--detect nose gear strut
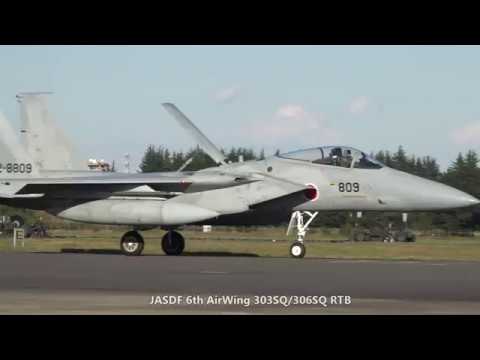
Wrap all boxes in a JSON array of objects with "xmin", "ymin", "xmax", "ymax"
[{"xmin": 286, "ymin": 211, "xmax": 319, "ymax": 258}]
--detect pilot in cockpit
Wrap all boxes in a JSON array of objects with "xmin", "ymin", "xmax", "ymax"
[
  {"xmin": 330, "ymin": 147, "xmax": 342, "ymax": 166},
  {"xmin": 330, "ymin": 147, "xmax": 352, "ymax": 168}
]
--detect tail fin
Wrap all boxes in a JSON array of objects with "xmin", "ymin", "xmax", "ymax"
[
  {"xmin": 17, "ymin": 92, "xmax": 85, "ymax": 170},
  {"xmin": 0, "ymin": 111, "xmax": 39, "ymax": 177},
  {"xmin": 162, "ymin": 103, "xmax": 227, "ymax": 166}
]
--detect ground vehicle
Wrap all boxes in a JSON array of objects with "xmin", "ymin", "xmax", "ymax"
[{"xmin": 349, "ymin": 216, "xmax": 416, "ymax": 242}]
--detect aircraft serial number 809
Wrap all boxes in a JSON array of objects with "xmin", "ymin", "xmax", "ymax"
[
  {"xmin": 0, "ymin": 163, "xmax": 33, "ymax": 174},
  {"xmin": 338, "ymin": 182, "xmax": 360, "ymax": 192}
]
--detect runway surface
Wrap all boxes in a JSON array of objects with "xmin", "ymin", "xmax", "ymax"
[{"xmin": 1, "ymin": 252, "xmax": 480, "ymax": 314}]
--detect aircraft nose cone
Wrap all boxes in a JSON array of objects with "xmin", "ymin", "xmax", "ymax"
[
  {"xmin": 422, "ymin": 182, "xmax": 479, "ymax": 210},
  {"xmin": 385, "ymin": 169, "xmax": 480, "ymax": 211},
  {"xmin": 450, "ymin": 192, "xmax": 480, "ymax": 208}
]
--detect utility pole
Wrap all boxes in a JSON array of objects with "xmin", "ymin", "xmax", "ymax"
[{"xmin": 124, "ymin": 153, "xmax": 131, "ymax": 174}]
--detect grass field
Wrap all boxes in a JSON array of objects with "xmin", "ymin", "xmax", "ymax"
[{"xmin": 1, "ymin": 227, "xmax": 480, "ymax": 261}]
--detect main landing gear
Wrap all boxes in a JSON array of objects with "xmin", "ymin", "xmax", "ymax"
[
  {"xmin": 120, "ymin": 231, "xmax": 145, "ymax": 256},
  {"xmin": 161, "ymin": 230, "xmax": 185, "ymax": 256},
  {"xmin": 286, "ymin": 211, "xmax": 319, "ymax": 259},
  {"xmin": 119, "ymin": 229, "xmax": 186, "ymax": 256}
]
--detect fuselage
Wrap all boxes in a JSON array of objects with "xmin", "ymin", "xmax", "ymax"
[{"xmin": 1, "ymin": 154, "xmax": 478, "ymax": 227}]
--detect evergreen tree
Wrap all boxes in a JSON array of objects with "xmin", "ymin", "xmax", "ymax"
[
  {"xmin": 171, "ymin": 151, "xmax": 186, "ymax": 170},
  {"xmin": 392, "ymin": 146, "xmax": 408, "ymax": 171},
  {"xmin": 244, "ymin": 148, "xmax": 256, "ymax": 161},
  {"xmin": 465, "ymin": 150, "xmax": 479, "ymax": 169},
  {"xmin": 226, "ymin": 147, "xmax": 237, "ymax": 163},
  {"xmin": 407, "ymin": 155, "xmax": 416, "ymax": 174},
  {"xmin": 375, "ymin": 150, "xmax": 385, "ymax": 163},
  {"xmin": 443, "ymin": 153, "xmax": 467, "ymax": 190},
  {"xmin": 414, "ymin": 157, "xmax": 424, "ymax": 177},
  {"xmin": 259, "ymin": 148, "xmax": 265, "ymax": 160},
  {"xmin": 422, "ymin": 156, "xmax": 440, "ymax": 180},
  {"xmin": 185, "ymin": 146, "xmax": 217, "ymax": 170},
  {"xmin": 140, "ymin": 145, "xmax": 159, "ymax": 173},
  {"xmin": 384, "ymin": 151, "xmax": 394, "ymax": 167},
  {"xmin": 443, "ymin": 150, "xmax": 480, "ymax": 199}
]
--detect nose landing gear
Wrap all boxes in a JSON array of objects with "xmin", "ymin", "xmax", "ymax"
[
  {"xmin": 287, "ymin": 211, "xmax": 319, "ymax": 258},
  {"xmin": 290, "ymin": 242, "xmax": 306, "ymax": 258}
]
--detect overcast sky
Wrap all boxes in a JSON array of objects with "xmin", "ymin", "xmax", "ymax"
[{"xmin": 0, "ymin": 45, "xmax": 479, "ymax": 171}]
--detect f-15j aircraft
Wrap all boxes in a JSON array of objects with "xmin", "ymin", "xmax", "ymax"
[{"xmin": 0, "ymin": 103, "xmax": 478, "ymax": 258}]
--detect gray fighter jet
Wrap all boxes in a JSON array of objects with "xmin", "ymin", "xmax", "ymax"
[
  {"xmin": 16, "ymin": 92, "xmax": 90, "ymax": 172},
  {"xmin": 0, "ymin": 103, "xmax": 477, "ymax": 258}
]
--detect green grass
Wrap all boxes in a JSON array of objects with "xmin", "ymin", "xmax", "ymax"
[{"xmin": 1, "ymin": 227, "xmax": 480, "ymax": 261}]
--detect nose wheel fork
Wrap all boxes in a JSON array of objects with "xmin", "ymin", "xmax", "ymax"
[{"xmin": 287, "ymin": 211, "xmax": 318, "ymax": 258}]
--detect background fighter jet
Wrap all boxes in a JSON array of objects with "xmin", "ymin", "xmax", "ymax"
[
  {"xmin": 0, "ymin": 103, "xmax": 478, "ymax": 258},
  {"xmin": 16, "ymin": 92, "xmax": 86, "ymax": 171}
]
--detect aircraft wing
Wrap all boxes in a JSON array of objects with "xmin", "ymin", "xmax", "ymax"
[
  {"xmin": 165, "ymin": 172, "xmax": 311, "ymax": 217},
  {"xmin": 12, "ymin": 171, "xmax": 258, "ymax": 197}
]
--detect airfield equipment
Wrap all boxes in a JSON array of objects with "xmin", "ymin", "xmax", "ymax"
[
  {"xmin": 0, "ymin": 215, "xmax": 25, "ymax": 232},
  {"xmin": 349, "ymin": 211, "xmax": 416, "ymax": 242},
  {"xmin": 87, "ymin": 159, "xmax": 112, "ymax": 172},
  {"xmin": 12, "ymin": 227, "xmax": 25, "ymax": 248}
]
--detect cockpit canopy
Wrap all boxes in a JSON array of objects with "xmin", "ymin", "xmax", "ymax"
[{"xmin": 279, "ymin": 146, "xmax": 384, "ymax": 169}]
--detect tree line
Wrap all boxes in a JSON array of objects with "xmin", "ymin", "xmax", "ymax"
[
  {"xmin": 139, "ymin": 145, "xmax": 264, "ymax": 172},
  {"xmin": 139, "ymin": 144, "xmax": 480, "ymax": 231}
]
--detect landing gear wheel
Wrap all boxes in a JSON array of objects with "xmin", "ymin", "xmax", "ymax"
[
  {"xmin": 120, "ymin": 231, "xmax": 144, "ymax": 256},
  {"xmin": 162, "ymin": 231, "xmax": 185, "ymax": 256},
  {"xmin": 290, "ymin": 242, "xmax": 306, "ymax": 259}
]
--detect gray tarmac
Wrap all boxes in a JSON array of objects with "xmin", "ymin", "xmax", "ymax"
[{"xmin": 1, "ymin": 252, "xmax": 480, "ymax": 314}]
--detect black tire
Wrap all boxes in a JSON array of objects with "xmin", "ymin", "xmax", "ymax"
[
  {"xmin": 290, "ymin": 242, "xmax": 306, "ymax": 258},
  {"xmin": 162, "ymin": 231, "xmax": 185, "ymax": 256},
  {"xmin": 120, "ymin": 231, "xmax": 144, "ymax": 256},
  {"xmin": 10, "ymin": 215, "xmax": 25, "ymax": 228}
]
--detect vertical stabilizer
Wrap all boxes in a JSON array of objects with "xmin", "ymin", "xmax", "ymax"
[
  {"xmin": 17, "ymin": 93, "xmax": 86, "ymax": 170},
  {"xmin": 0, "ymin": 111, "xmax": 39, "ymax": 177}
]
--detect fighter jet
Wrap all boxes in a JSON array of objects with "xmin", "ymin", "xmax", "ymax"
[{"xmin": 0, "ymin": 103, "xmax": 477, "ymax": 258}]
